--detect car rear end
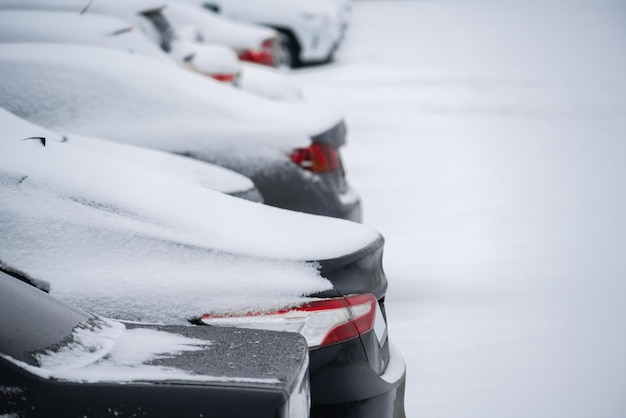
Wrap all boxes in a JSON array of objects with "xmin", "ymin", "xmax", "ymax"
[
  {"xmin": 0, "ymin": 268, "xmax": 311, "ymax": 418},
  {"xmin": 245, "ymin": 120, "xmax": 362, "ymax": 222},
  {"xmin": 201, "ymin": 236, "xmax": 406, "ymax": 417}
]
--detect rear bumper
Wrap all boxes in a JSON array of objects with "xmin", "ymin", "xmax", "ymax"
[
  {"xmin": 309, "ymin": 338, "xmax": 406, "ymax": 418},
  {"xmin": 252, "ymin": 163, "xmax": 363, "ymax": 222}
]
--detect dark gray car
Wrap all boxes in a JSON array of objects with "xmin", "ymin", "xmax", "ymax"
[{"xmin": 0, "ymin": 267, "xmax": 311, "ymax": 418}]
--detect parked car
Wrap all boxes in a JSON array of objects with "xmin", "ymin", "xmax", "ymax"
[
  {"xmin": 0, "ymin": 110, "xmax": 406, "ymax": 417},
  {"xmin": 0, "ymin": 1, "xmax": 305, "ymax": 96},
  {"xmin": 163, "ymin": 2, "xmax": 306, "ymax": 99},
  {"xmin": 171, "ymin": 0, "xmax": 349, "ymax": 67},
  {"xmin": 0, "ymin": 43, "xmax": 362, "ymax": 221},
  {"xmin": 0, "ymin": 8, "xmax": 244, "ymax": 85},
  {"xmin": 0, "ymin": 267, "xmax": 311, "ymax": 418},
  {"xmin": 163, "ymin": 1, "xmax": 281, "ymax": 67}
]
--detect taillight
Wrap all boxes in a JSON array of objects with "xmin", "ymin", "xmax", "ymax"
[
  {"xmin": 237, "ymin": 38, "xmax": 279, "ymax": 67},
  {"xmin": 290, "ymin": 142, "xmax": 340, "ymax": 173},
  {"xmin": 210, "ymin": 73, "xmax": 239, "ymax": 84},
  {"xmin": 201, "ymin": 294, "xmax": 378, "ymax": 349}
]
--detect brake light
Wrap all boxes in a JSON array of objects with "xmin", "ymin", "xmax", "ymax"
[
  {"xmin": 237, "ymin": 38, "xmax": 279, "ymax": 67},
  {"xmin": 201, "ymin": 294, "xmax": 378, "ymax": 348},
  {"xmin": 290, "ymin": 142, "xmax": 340, "ymax": 173},
  {"xmin": 210, "ymin": 73, "xmax": 239, "ymax": 84}
]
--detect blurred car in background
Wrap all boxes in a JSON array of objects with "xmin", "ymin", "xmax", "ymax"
[
  {"xmin": 0, "ymin": 267, "xmax": 311, "ymax": 418},
  {"xmin": 0, "ymin": 3, "xmax": 305, "ymax": 98},
  {"xmin": 171, "ymin": 0, "xmax": 349, "ymax": 67},
  {"xmin": 164, "ymin": 0, "xmax": 280, "ymax": 67},
  {"xmin": 0, "ymin": 43, "xmax": 362, "ymax": 221},
  {"xmin": 0, "ymin": 109, "xmax": 406, "ymax": 417},
  {"xmin": 0, "ymin": 4, "xmax": 244, "ymax": 85}
]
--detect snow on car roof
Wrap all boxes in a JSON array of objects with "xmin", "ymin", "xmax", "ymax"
[
  {"xmin": 0, "ymin": 43, "xmax": 344, "ymax": 171},
  {"xmin": 0, "ymin": 109, "xmax": 379, "ymax": 323},
  {"xmin": 0, "ymin": 10, "xmax": 168, "ymax": 61}
]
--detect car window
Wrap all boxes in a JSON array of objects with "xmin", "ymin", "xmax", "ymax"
[{"xmin": 0, "ymin": 270, "xmax": 89, "ymax": 366}]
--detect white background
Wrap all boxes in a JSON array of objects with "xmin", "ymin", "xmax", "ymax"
[{"xmin": 295, "ymin": 0, "xmax": 626, "ymax": 416}]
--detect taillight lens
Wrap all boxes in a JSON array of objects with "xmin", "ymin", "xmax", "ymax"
[
  {"xmin": 201, "ymin": 294, "xmax": 378, "ymax": 349},
  {"xmin": 237, "ymin": 38, "xmax": 279, "ymax": 67},
  {"xmin": 290, "ymin": 142, "xmax": 340, "ymax": 173},
  {"xmin": 210, "ymin": 73, "xmax": 239, "ymax": 84}
]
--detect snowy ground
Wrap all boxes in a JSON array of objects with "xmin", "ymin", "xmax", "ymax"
[{"xmin": 295, "ymin": 0, "xmax": 626, "ymax": 416}]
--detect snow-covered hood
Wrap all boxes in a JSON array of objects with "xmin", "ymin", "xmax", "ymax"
[
  {"xmin": 0, "ymin": 43, "xmax": 345, "ymax": 169},
  {"xmin": 0, "ymin": 109, "xmax": 379, "ymax": 323}
]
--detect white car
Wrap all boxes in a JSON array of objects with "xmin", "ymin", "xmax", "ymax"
[
  {"xmin": 0, "ymin": 43, "xmax": 362, "ymax": 220},
  {"xmin": 171, "ymin": 0, "xmax": 348, "ymax": 67}
]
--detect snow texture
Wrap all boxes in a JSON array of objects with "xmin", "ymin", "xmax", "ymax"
[
  {"xmin": 0, "ymin": 109, "xmax": 380, "ymax": 323},
  {"xmin": 65, "ymin": 135, "xmax": 256, "ymax": 195},
  {"xmin": 0, "ymin": 10, "xmax": 168, "ymax": 61},
  {"xmin": 294, "ymin": 0, "xmax": 626, "ymax": 416},
  {"xmin": 0, "ymin": 43, "xmax": 343, "ymax": 175},
  {"xmin": 2, "ymin": 318, "xmax": 278, "ymax": 384},
  {"xmin": 164, "ymin": 1, "xmax": 275, "ymax": 49}
]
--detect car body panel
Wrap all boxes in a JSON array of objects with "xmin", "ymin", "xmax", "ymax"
[{"xmin": 0, "ymin": 270, "xmax": 310, "ymax": 417}]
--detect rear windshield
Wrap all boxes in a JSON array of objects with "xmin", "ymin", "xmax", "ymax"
[{"xmin": 0, "ymin": 270, "xmax": 88, "ymax": 366}]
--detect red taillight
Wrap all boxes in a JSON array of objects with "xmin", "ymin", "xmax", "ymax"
[
  {"xmin": 210, "ymin": 73, "xmax": 239, "ymax": 84},
  {"xmin": 237, "ymin": 38, "xmax": 279, "ymax": 67},
  {"xmin": 290, "ymin": 142, "xmax": 340, "ymax": 173},
  {"xmin": 201, "ymin": 294, "xmax": 378, "ymax": 348}
]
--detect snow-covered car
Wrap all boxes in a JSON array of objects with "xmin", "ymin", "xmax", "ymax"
[
  {"xmin": 171, "ymin": 0, "xmax": 348, "ymax": 67},
  {"xmin": 0, "ymin": 43, "xmax": 361, "ymax": 221},
  {"xmin": 164, "ymin": 1, "xmax": 307, "ymax": 99},
  {"xmin": 164, "ymin": 1, "xmax": 281, "ymax": 67},
  {"xmin": 0, "ymin": 7, "xmax": 244, "ymax": 85},
  {"xmin": 0, "ymin": 268, "xmax": 310, "ymax": 418},
  {"xmin": 0, "ymin": 110, "xmax": 406, "ymax": 417},
  {"xmin": 0, "ymin": 6, "xmax": 303, "ymax": 99}
]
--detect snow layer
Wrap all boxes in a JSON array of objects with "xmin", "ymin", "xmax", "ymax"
[
  {"xmin": 294, "ymin": 0, "xmax": 626, "ymax": 416},
  {"xmin": 65, "ymin": 135, "xmax": 256, "ymax": 196},
  {"xmin": 0, "ymin": 43, "xmax": 343, "ymax": 174},
  {"xmin": 3, "ymin": 318, "xmax": 278, "ymax": 384},
  {"xmin": 164, "ymin": 1, "xmax": 276, "ymax": 49},
  {"xmin": 0, "ymin": 109, "xmax": 379, "ymax": 323},
  {"xmin": 0, "ymin": 10, "xmax": 168, "ymax": 61}
]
